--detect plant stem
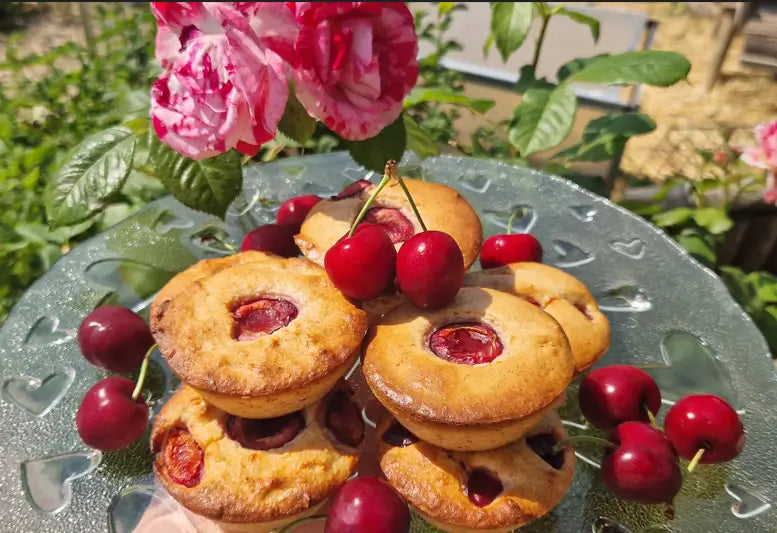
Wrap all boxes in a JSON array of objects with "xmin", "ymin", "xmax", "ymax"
[
  {"xmin": 389, "ymin": 162, "xmax": 428, "ymax": 231},
  {"xmin": 507, "ymin": 210, "xmax": 520, "ymax": 234},
  {"xmin": 131, "ymin": 344, "xmax": 157, "ymax": 401},
  {"xmin": 645, "ymin": 406, "xmax": 661, "ymax": 430},
  {"xmin": 687, "ymin": 448, "xmax": 705, "ymax": 473},
  {"xmin": 552, "ymin": 435, "xmax": 616, "ymax": 454},
  {"xmin": 348, "ymin": 164, "xmax": 393, "ymax": 238},
  {"xmin": 532, "ymin": 12, "xmax": 551, "ymax": 71},
  {"xmin": 276, "ymin": 515, "xmax": 327, "ymax": 533}
]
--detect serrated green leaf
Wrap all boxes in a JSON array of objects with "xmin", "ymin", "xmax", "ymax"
[
  {"xmin": 404, "ymin": 87, "xmax": 495, "ymax": 113},
  {"xmin": 555, "ymin": 7, "xmax": 599, "ymax": 42},
  {"xmin": 151, "ymin": 139, "xmax": 242, "ymax": 218},
  {"xmin": 345, "ymin": 115, "xmax": 406, "ymax": 173},
  {"xmin": 692, "ymin": 207, "xmax": 732, "ymax": 234},
  {"xmin": 403, "ymin": 113, "xmax": 439, "ymax": 158},
  {"xmin": 508, "ymin": 83, "xmax": 576, "ymax": 156},
  {"xmin": 652, "ymin": 207, "xmax": 694, "ymax": 228},
  {"xmin": 491, "ymin": 2, "xmax": 534, "ymax": 63},
  {"xmin": 278, "ymin": 90, "xmax": 316, "ymax": 145},
  {"xmin": 45, "ymin": 126, "xmax": 137, "ymax": 227},
  {"xmin": 566, "ymin": 51, "xmax": 691, "ymax": 86}
]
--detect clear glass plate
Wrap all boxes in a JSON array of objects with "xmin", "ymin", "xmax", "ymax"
[{"xmin": 1, "ymin": 152, "xmax": 775, "ymax": 533}]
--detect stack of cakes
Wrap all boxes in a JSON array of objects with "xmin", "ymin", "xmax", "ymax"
[
  {"xmin": 148, "ymin": 252, "xmax": 368, "ymax": 532},
  {"xmin": 363, "ymin": 263, "xmax": 610, "ymax": 533}
]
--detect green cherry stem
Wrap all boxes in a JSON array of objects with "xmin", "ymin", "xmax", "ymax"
[
  {"xmin": 276, "ymin": 515, "xmax": 327, "ymax": 533},
  {"xmin": 388, "ymin": 162, "xmax": 427, "ymax": 232},
  {"xmin": 506, "ymin": 210, "xmax": 520, "ymax": 235},
  {"xmin": 131, "ymin": 344, "xmax": 157, "ymax": 401},
  {"xmin": 687, "ymin": 448, "xmax": 705, "ymax": 473},
  {"xmin": 552, "ymin": 435, "xmax": 616, "ymax": 454},
  {"xmin": 645, "ymin": 406, "xmax": 661, "ymax": 430},
  {"xmin": 347, "ymin": 163, "xmax": 394, "ymax": 238}
]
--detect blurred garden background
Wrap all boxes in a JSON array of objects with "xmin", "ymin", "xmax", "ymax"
[{"xmin": 2, "ymin": 2, "xmax": 777, "ymax": 353}]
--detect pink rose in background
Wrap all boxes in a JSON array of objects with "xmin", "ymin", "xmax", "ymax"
[
  {"xmin": 741, "ymin": 120, "xmax": 777, "ymax": 204},
  {"xmin": 150, "ymin": 3, "xmax": 297, "ymax": 160},
  {"xmin": 291, "ymin": 2, "xmax": 419, "ymax": 141}
]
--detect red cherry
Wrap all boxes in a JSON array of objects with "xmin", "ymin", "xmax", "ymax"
[
  {"xmin": 231, "ymin": 297, "xmax": 298, "ymax": 341},
  {"xmin": 76, "ymin": 376, "xmax": 149, "ymax": 451},
  {"xmin": 466, "ymin": 469, "xmax": 503, "ymax": 507},
  {"xmin": 601, "ymin": 422, "xmax": 682, "ymax": 505},
  {"xmin": 382, "ymin": 423, "xmax": 419, "ymax": 448},
  {"xmin": 324, "ymin": 223, "xmax": 397, "ymax": 300},
  {"xmin": 240, "ymin": 224, "xmax": 299, "ymax": 257},
  {"xmin": 363, "ymin": 207, "xmax": 414, "ymax": 244},
  {"xmin": 275, "ymin": 195, "xmax": 321, "ymax": 233},
  {"xmin": 226, "ymin": 412, "xmax": 304, "ymax": 450},
  {"xmin": 334, "ymin": 179, "xmax": 372, "ymax": 200},
  {"xmin": 479, "ymin": 233, "xmax": 542, "ymax": 269},
  {"xmin": 325, "ymin": 390, "xmax": 364, "ymax": 447},
  {"xmin": 428, "ymin": 322, "xmax": 503, "ymax": 365},
  {"xmin": 664, "ymin": 394, "xmax": 744, "ymax": 464},
  {"xmin": 77, "ymin": 306, "xmax": 154, "ymax": 373},
  {"xmin": 325, "ymin": 477, "xmax": 410, "ymax": 533},
  {"xmin": 396, "ymin": 231, "xmax": 464, "ymax": 310},
  {"xmin": 157, "ymin": 426, "xmax": 204, "ymax": 487},
  {"xmin": 578, "ymin": 365, "xmax": 661, "ymax": 431}
]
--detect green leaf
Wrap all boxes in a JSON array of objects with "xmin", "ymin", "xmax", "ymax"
[
  {"xmin": 555, "ymin": 8, "xmax": 600, "ymax": 42},
  {"xmin": 438, "ymin": 2, "xmax": 456, "ymax": 15},
  {"xmin": 515, "ymin": 65, "xmax": 554, "ymax": 94},
  {"xmin": 37, "ymin": 244, "xmax": 62, "ymax": 271},
  {"xmin": 483, "ymin": 33, "xmax": 494, "ymax": 58},
  {"xmin": 123, "ymin": 117, "xmax": 149, "ymax": 135},
  {"xmin": 566, "ymin": 51, "xmax": 691, "ymax": 86},
  {"xmin": 544, "ymin": 162, "xmax": 607, "ymax": 196},
  {"xmin": 14, "ymin": 223, "xmax": 50, "ymax": 245},
  {"xmin": 403, "ymin": 113, "xmax": 440, "ymax": 158},
  {"xmin": 151, "ymin": 140, "xmax": 242, "ymax": 218},
  {"xmin": 692, "ymin": 207, "xmax": 733, "ymax": 235},
  {"xmin": 652, "ymin": 207, "xmax": 694, "ymax": 228},
  {"xmin": 345, "ymin": 115, "xmax": 406, "ymax": 173},
  {"xmin": 45, "ymin": 126, "xmax": 137, "ymax": 227},
  {"xmin": 490, "ymin": 2, "xmax": 534, "ymax": 63},
  {"xmin": 278, "ymin": 91, "xmax": 316, "ymax": 145},
  {"xmin": 720, "ymin": 265, "xmax": 755, "ymax": 308},
  {"xmin": 557, "ymin": 55, "xmax": 607, "ymax": 82},
  {"xmin": 404, "ymin": 87, "xmax": 495, "ymax": 113},
  {"xmin": 508, "ymin": 83, "xmax": 576, "ymax": 156},
  {"xmin": 750, "ymin": 271, "xmax": 777, "ymax": 304},
  {"xmin": 676, "ymin": 229, "xmax": 717, "ymax": 267},
  {"xmin": 556, "ymin": 112, "xmax": 656, "ymax": 162}
]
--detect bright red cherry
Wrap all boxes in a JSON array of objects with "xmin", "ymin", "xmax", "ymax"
[
  {"xmin": 324, "ymin": 223, "xmax": 397, "ymax": 300},
  {"xmin": 479, "ymin": 233, "xmax": 542, "ymax": 269},
  {"xmin": 396, "ymin": 231, "xmax": 464, "ymax": 310},
  {"xmin": 429, "ymin": 322, "xmax": 503, "ymax": 365},
  {"xmin": 363, "ymin": 207, "xmax": 414, "ymax": 244},
  {"xmin": 76, "ymin": 376, "xmax": 149, "ymax": 451},
  {"xmin": 240, "ymin": 224, "xmax": 299, "ymax": 257},
  {"xmin": 578, "ymin": 365, "xmax": 661, "ymax": 431},
  {"xmin": 325, "ymin": 476, "xmax": 410, "ymax": 533},
  {"xmin": 275, "ymin": 195, "xmax": 320, "ymax": 233},
  {"xmin": 601, "ymin": 422, "xmax": 682, "ymax": 505},
  {"xmin": 334, "ymin": 179, "xmax": 372, "ymax": 200},
  {"xmin": 77, "ymin": 306, "xmax": 154, "ymax": 373},
  {"xmin": 664, "ymin": 394, "xmax": 744, "ymax": 464}
]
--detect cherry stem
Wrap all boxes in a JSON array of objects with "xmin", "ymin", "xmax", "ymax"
[
  {"xmin": 552, "ymin": 435, "xmax": 616, "ymax": 454},
  {"xmin": 687, "ymin": 448, "xmax": 705, "ymax": 473},
  {"xmin": 276, "ymin": 515, "xmax": 327, "ymax": 533},
  {"xmin": 347, "ymin": 163, "xmax": 394, "ymax": 238},
  {"xmin": 389, "ymin": 162, "xmax": 427, "ymax": 232},
  {"xmin": 223, "ymin": 241, "xmax": 237, "ymax": 253},
  {"xmin": 507, "ymin": 210, "xmax": 520, "ymax": 235},
  {"xmin": 131, "ymin": 344, "xmax": 157, "ymax": 401},
  {"xmin": 645, "ymin": 406, "xmax": 661, "ymax": 430}
]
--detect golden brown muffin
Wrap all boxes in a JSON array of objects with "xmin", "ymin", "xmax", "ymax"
[
  {"xmin": 363, "ymin": 287, "xmax": 574, "ymax": 451},
  {"xmin": 151, "ymin": 259, "xmax": 368, "ymax": 418},
  {"xmin": 464, "ymin": 262, "xmax": 610, "ymax": 373},
  {"xmin": 295, "ymin": 177, "xmax": 482, "ymax": 269},
  {"xmin": 151, "ymin": 385, "xmax": 363, "ymax": 532},
  {"xmin": 378, "ymin": 411, "xmax": 575, "ymax": 533}
]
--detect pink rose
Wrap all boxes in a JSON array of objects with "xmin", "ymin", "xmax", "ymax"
[
  {"xmin": 741, "ymin": 120, "xmax": 777, "ymax": 203},
  {"xmin": 290, "ymin": 2, "xmax": 418, "ymax": 141},
  {"xmin": 150, "ymin": 3, "xmax": 297, "ymax": 160}
]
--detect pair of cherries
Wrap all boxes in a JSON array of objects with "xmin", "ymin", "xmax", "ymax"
[{"xmin": 577, "ymin": 365, "xmax": 745, "ymax": 505}]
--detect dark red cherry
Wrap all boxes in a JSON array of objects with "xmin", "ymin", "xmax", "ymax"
[
  {"xmin": 157, "ymin": 426, "xmax": 204, "ymax": 487},
  {"xmin": 324, "ymin": 223, "xmax": 397, "ymax": 300},
  {"xmin": 334, "ymin": 179, "xmax": 372, "ymax": 200},
  {"xmin": 325, "ymin": 477, "xmax": 411, "ymax": 533},
  {"xmin": 428, "ymin": 322, "xmax": 503, "ymax": 365},
  {"xmin": 76, "ymin": 376, "xmax": 149, "ymax": 451},
  {"xmin": 231, "ymin": 297, "xmax": 298, "ymax": 341},
  {"xmin": 382, "ymin": 423, "xmax": 419, "ymax": 448},
  {"xmin": 466, "ymin": 469, "xmax": 503, "ymax": 507},
  {"xmin": 396, "ymin": 231, "xmax": 464, "ymax": 310},
  {"xmin": 276, "ymin": 195, "xmax": 321, "ymax": 233},
  {"xmin": 363, "ymin": 207, "xmax": 414, "ymax": 244},
  {"xmin": 578, "ymin": 365, "xmax": 661, "ymax": 431},
  {"xmin": 226, "ymin": 412, "xmax": 304, "ymax": 450},
  {"xmin": 240, "ymin": 224, "xmax": 299, "ymax": 257},
  {"xmin": 325, "ymin": 390, "xmax": 364, "ymax": 447},
  {"xmin": 664, "ymin": 394, "xmax": 744, "ymax": 464},
  {"xmin": 77, "ymin": 306, "xmax": 154, "ymax": 373},
  {"xmin": 601, "ymin": 422, "xmax": 681, "ymax": 505},
  {"xmin": 480, "ymin": 233, "xmax": 542, "ymax": 269},
  {"xmin": 526, "ymin": 433, "xmax": 565, "ymax": 470}
]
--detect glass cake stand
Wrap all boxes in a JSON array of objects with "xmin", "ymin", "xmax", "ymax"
[{"xmin": 1, "ymin": 152, "xmax": 776, "ymax": 533}]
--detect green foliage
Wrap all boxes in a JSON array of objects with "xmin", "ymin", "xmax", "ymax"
[
  {"xmin": 508, "ymin": 84, "xmax": 577, "ymax": 156},
  {"xmin": 489, "ymin": 2, "xmax": 534, "ymax": 62},
  {"xmin": 554, "ymin": 113, "xmax": 656, "ymax": 162},
  {"xmin": 345, "ymin": 116, "xmax": 407, "ymax": 173},
  {"xmin": 721, "ymin": 267, "xmax": 777, "ymax": 356},
  {"xmin": 277, "ymin": 91, "xmax": 317, "ymax": 146}
]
